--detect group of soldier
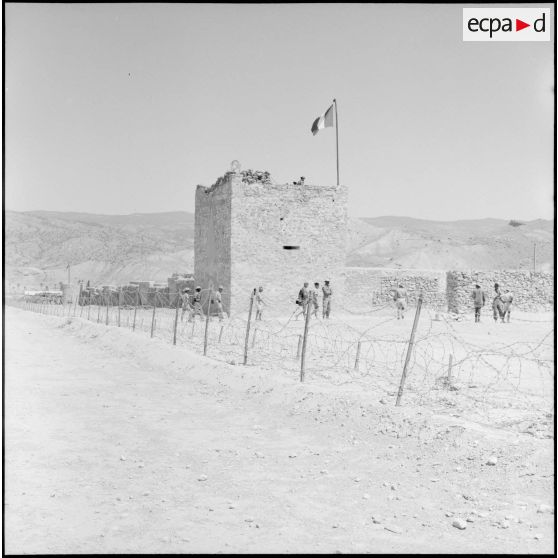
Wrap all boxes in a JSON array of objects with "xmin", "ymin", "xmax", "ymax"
[
  {"xmin": 179, "ymin": 281, "xmax": 515, "ymax": 325},
  {"xmin": 179, "ymin": 285, "xmax": 227, "ymax": 323},
  {"xmin": 471, "ymin": 282, "xmax": 514, "ymax": 323},
  {"xmin": 294, "ymin": 280, "xmax": 333, "ymax": 320},
  {"xmin": 179, "ymin": 285, "xmax": 265, "ymax": 323}
]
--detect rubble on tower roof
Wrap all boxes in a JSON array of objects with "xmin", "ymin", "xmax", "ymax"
[{"xmin": 241, "ymin": 169, "xmax": 273, "ymax": 185}]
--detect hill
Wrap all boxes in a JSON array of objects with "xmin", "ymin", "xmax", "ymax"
[
  {"xmin": 5, "ymin": 210, "xmax": 195, "ymax": 289},
  {"xmin": 347, "ymin": 216, "xmax": 553, "ymax": 271},
  {"xmin": 4, "ymin": 211, "xmax": 553, "ymax": 289}
]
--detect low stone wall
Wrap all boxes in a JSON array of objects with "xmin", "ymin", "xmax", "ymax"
[
  {"xmin": 343, "ymin": 268, "xmax": 553, "ymax": 314},
  {"xmin": 446, "ymin": 270, "xmax": 554, "ymax": 314},
  {"xmin": 343, "ymin": 267, "xmax": 447, "ymax": 311}
]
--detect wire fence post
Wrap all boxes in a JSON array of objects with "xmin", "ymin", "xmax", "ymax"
[
  {"xmin": 132, "ymin": 289, "xmax": 139, "ymax": 331},
  {"xmin": 172, "ymin": 293, "xmax": 180, "ymax": 345},
  {"xmin": 203, "ymin": 287, "xmax": 213, "ymax": 356},
  {"xmin": 87, "ymin": 295, "xmax": 91, "ymax": 321},
  {"xmin": 79, "ymin": 283, "xmax": 83, "ymax": 318},
  {"xmin": 150, "ymin": 302, "xmax": 157, "ymax": 338},
  {"xmin": 76, "ymin": 282, "xmax": 83, "ymax": 317},
  {"xmin": 447, "ymin": 353, "xmax": 454, "ymax": 387},
  {"xmin": 74, "ymin": 283, "xmax": 81, "ymax": 318},
  {"xmin": 300, "ymin": 300, "xmax": 312, "ymax": 382},
  {"xmin": 243, "ymin": 289, "xmax": 256, "ymax": 365},
  {"xmin": 117, "ymin": 288, "xmax": 121, "ymax": 327},
  {"xmin": 395, "ymin": 294, "xmax": 423, "ymax": 406},
  {"xmin": 96, "ymin": 298, "xmax": 101, "ymax": 323},
  {"xmin": 105, "ymin": 292, "xmax": 110, "ymax": 326},
  {"xmin": 354, "ymin": 341, "xmax": 361, "ymax": 371}
]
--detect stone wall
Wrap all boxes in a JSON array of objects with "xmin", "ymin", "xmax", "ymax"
[
  {"xmin": 446, "ymin": 270, "xmax": 554, "ymax": 313},
  {"xmin": 343, "ymin": 267, "xmax": 447, "ymax": 311},
  {"xmin": 195, "ymin": 170, "xmax": 348, "ymax": 316}
]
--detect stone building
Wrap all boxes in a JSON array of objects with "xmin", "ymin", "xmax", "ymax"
[{"xmin": 195, "ymin": 169, "xmax": 348, "ymax": 316}]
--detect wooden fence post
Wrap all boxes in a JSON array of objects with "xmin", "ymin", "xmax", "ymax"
[
  {"xmin": 395, "ymin": 294, "xmax": 423, "ymax": 406},
  {"xmin": 203, "ymin": 287, "xmax": 213, "ymax": 356},
  {"xmin": 354, "ymin": 341, "xmax": 361, "ymax": 371},
  {"xmin": 87, "ymin": 295, "xmax": 91, "ymax": 321},
  {"xmin": 172, "ymin": 293, "xmax": 180, "ymax": 345},
  {"xmin": 132, "ymin": 288, "xmax": 139, "ymax": 331},
  {"xmin": 151, "ymin": 303, "xmax": 157, "ymax": 338},
  {"xmin": 300, "ymin": 300, "xmax": 312, "ymax": 382},
  {"xmin": 117, "ymin": 288, "xmax": 121, "ymax": 327},
  {"xmin": 243, "ymin": 289, "xmax": 256, "ymax": 365},
  {"xmin": 218, "ymin": 325, "xmax": 224, "ymax": 343},
  {"xmin": 296, "ymin": 335, "xmax": 302, "ymax": 359},
  {"xmin": 75, "ymin": 282, "xmax": 82, "ymax": 317},
  {"xmin": 447, "ymin": 353, "xmax": 454, "ymax": 387},
  {"xmin": 251, "ymin": 328, "xmax": 258, "ymax": 348},
  {"xmin": 105, "ymin": 292, "xmax": 110, "ymax": 325},
  {"xmin": 96, "ymin": 297, "xmax": 101, "ymax": 323},
  {"xmin": 79, "ymin": 288, "xmax": 84, "ymax": 318}
]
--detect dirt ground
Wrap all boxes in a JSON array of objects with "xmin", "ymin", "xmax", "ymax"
[{"xmin": 4, "ymin": 307, "xmax": 555, "ymax": 553}]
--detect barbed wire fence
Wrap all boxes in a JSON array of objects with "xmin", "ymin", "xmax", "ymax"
[{"xmin": 8, "ymin": 285, "xmax": 554, "ymax": 436}]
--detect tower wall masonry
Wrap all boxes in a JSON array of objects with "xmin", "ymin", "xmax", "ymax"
[{"xmin": 195, "ymin": 171, "xmax": 348, "ymax": 316}]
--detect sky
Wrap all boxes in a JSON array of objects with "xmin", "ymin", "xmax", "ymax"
[{"xmin": 5, "ymin": 3, "xmax": 555, "ymax": 220}]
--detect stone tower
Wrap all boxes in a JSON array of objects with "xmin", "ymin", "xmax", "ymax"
[{"xmin": 195, "ymin": 169, "xmax": 348, "ymax": 316}]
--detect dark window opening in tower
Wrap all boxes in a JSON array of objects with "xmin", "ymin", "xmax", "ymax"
[{"xmin": 283, "ymin": 246, "xmax": 300, "ymax": 250}]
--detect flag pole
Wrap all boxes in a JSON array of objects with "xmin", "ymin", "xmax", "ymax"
[{"xmin": 333, "ymin": 98, "xmax": 339, "ymax": 186}]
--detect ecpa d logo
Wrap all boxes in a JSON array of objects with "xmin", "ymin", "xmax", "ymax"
[{"xmin": 463, "ymin": 8, "xmax": 550, "ymax": 41}]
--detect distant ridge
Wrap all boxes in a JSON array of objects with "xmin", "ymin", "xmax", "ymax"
[{"xmin": 4, "ymin": 211, "xmax": 553, "ymax": 288}]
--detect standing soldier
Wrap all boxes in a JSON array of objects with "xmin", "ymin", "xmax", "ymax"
[
  {"xmin": 192, "ymin": 286, "xmax": 204, "ymax": 320},
  {"xmin": 471, "ymin": 284, "xmax": 486, "ymax": 323},
  {"xmin": 500, "ymin": 289, "xmax": 514, "ymax": 323},
  {"xmin": 255, "ymin": 286, "xmax": 265, "ymax": 321},
  {"xmin": 294, "ymin": 282, "xmax": 309, "ymax": 320},
  {"xmin": 310, "ymin": 282, "xmax": 320, "ymax": 318},
  {"xmin": 214, "ymin": 286, "xmax": 225, "ymax": 322},
  {"xmin": 322, "ymin": 280, "xmax": 332, "ymax": 319},
  {"xmin": 393, "ymin": 283, "xmax": 408, "ymax": 320},
  {"xmin": 492, "ymin": 283, "xmax": 505, "ymax": 323},
  {"xmin": 180, "ymin": 288, "xmax": 193, "ymax": 322}
]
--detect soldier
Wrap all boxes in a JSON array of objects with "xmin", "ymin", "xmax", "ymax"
[
  {"xmin": 393, "ymin": 283, "xmax": 408, "ymax": 320},
  {"xmin": 310, "ymin": 282, "xmax": 320, "ymax": 318},
  {"xmin": 180, "ymin": 288, "xmax": 193, "ymax": 322},
  {"xmin": 214, "ymin": 286, "xmax": 225, "ymax": 321},
  {"xmin": 492, "ymin": 283, "xmax": 505, "ymax": 323},
  {"xmin": 322, "ymin": 280, "xmax": 332, "ymax": 319},
  {"xmin": 255, "ymin": 286, "xmax": 265, "ymax": 320},
  {"xmin": 294, "ymin": 282, "xmax": 309, "ymax": 320},
  {"xmin": 192, "ymin": 286, "xmax": 204, "ymax": 319},
  {"xmin": 500, "ymin": 289, "xmax": 514, "ymax": 323},
  {"xmin": 471, "ymin": 284, "xmax": 486, "ymax": 323}
]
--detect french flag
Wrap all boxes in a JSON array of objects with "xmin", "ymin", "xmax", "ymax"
[{"xmin": 311, "ymin": 104, "xmax": 334, "ymax": 136}]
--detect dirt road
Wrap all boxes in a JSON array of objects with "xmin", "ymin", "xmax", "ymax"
[{"xmin": 4, "ymin": 308, "xmax": 554, "ymax": 553}]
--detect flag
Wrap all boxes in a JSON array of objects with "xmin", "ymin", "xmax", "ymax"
[{"xmin": 311, "ymin": 104, "xmax": 334, "ymax": 136}]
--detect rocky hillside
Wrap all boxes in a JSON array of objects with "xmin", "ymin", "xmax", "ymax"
[
  {"xmin": 5, "ymin": 211, "xmax": 194, "ymax": 289},
  {"xmin": 5, "ymin": 211, "xmax": 553, "ymax": 290},
  {"xmin": 348, "ymin": 216, "xmax": 553, "ymax": 272}
]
